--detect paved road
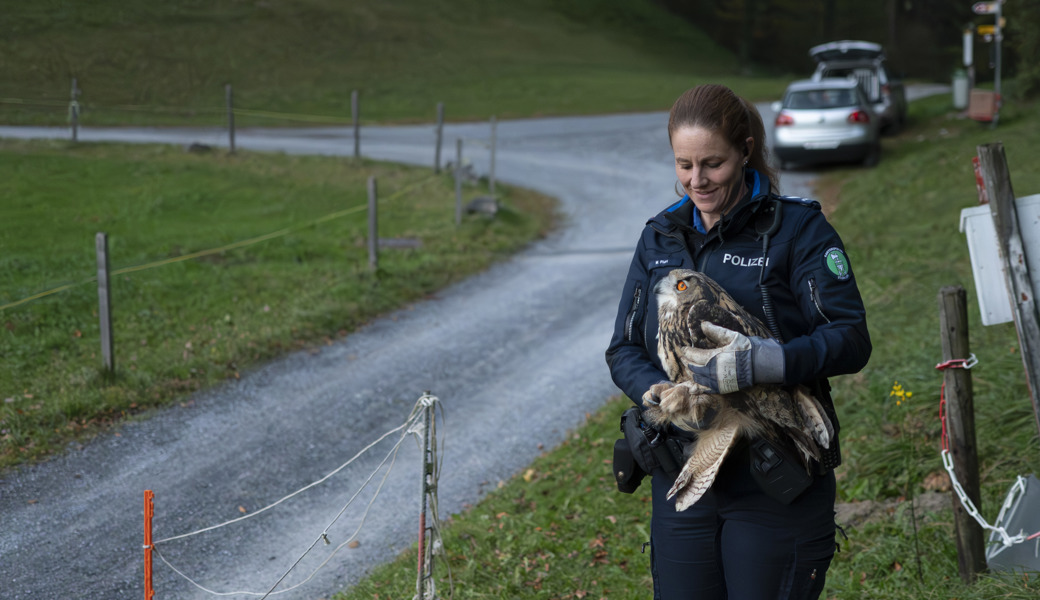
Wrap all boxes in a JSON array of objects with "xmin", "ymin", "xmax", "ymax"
[{"xmin": 0, "ymin": 84, "xmax": 948, "ymax": 599}]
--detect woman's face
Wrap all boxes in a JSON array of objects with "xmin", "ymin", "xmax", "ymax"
[{"xmin": 671, "ymin": 125, "xmax": 752, "ymax": 229}]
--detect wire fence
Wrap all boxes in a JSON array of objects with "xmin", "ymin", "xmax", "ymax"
[{"xmin": 144, "ymin": 393, "xmax": 448, "ymax": 599}]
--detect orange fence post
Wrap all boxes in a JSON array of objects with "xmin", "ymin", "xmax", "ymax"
[{"xmin": 144, "ymin": 490, "xmax": 154, "ymax": 600}]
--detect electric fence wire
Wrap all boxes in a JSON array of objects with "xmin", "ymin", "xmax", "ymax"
[{"xmin": 151, "ymin": 396, "xmax": 434, "ymax": 597}]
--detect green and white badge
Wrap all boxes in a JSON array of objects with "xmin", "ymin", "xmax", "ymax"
[{"xmin": 823, "ymin": 247, "xmax": 851, "ymax": 281}]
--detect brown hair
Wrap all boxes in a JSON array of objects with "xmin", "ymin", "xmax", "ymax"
[{"xmin": 667, "ymin": 84, "xmax": 778, "ymax": 193}]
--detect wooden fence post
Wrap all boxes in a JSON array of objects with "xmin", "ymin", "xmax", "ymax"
[
  {"xmin": 434, "ymin": 102, "xmax": 444, "ymax": 174},
  {"xmin": 489, "ymin": 115, "xmax": 497, "ymax": 196},
  {"xmin": 454, "ymin": 138, "xmax": 463, "ymax": 226},
  {"xmin": 367, "ymin": 176, "xmax": 378, "ymax": 271},
  {"xmin": 351, "ymin": 90, "xmax": 360, "ymax": 159},
  {"xmin": 226, "ymin": 83, "xmax": 236, "ymax": 155},
  {"xmin": 96, "ymin": 232, "xmax": 114, "ymax": 374},
  {"xmin": 977, "ymin": 142, "xmax": 1040, "ymax": 440},
  {"xmin": 938, "ymin": 285, "xmax": 987, "ymax": 582}
]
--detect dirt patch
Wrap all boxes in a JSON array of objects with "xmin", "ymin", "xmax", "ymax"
[{"xmin": 836, "ymin": 491, "xmax": 951, "ymax": 530}]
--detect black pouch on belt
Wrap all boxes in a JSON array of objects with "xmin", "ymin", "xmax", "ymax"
[
  {"xmin": 613, "ymin": 407, "xmax": 682, "ymax": 493},
  {"xmin": 749, "ymin": 436, "xmax": 814, "ymax": 504}
]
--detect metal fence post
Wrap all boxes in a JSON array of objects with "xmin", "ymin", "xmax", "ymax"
[
  {"xmin": 96, "ymin": 232, "xmax": 114, "ymax": 374},
  {"xmin": 454, "ymin": 138, "xmax": 463, "ymax": 225},
  {"xmin": 351, "ymin": 90, "xmax": 360, "ymax": 159},
  {"xmin": 226, "ymin": 83, "xmax": 236, "ymax": 154},
  {"xmin": 368, "ymin": 176, "xmax": 378, "ymax": 271},
  {"xmin": 434, "ymin": 102, "xmax": 444, "ymax": 174},
  {"xmin": 69, "ymin": 78, "xmax": 80, "ymax": 143},
  {"xmin": 489, "ymin": 115, "xmax": 497, "ymax": 196}
]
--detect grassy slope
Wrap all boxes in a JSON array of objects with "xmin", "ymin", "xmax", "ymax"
[
  {"xmin": 333, "ymin": 99, "xmax": 1040, "ymax": 600},
  {"xmin": 0, "ymin": 0, "xmax": 787, "ymax": 126},
  {"xmin": 0, "ymin": 140, "xmax": 556, "ymax": 467}
]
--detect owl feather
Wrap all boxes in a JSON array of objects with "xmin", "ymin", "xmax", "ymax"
[{"xmin": 642, "ymin": 269, "xmax": 833, "ymax": 511}]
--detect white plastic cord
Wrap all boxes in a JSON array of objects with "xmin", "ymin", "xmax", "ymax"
[{"xmin": 941, "ymin": 450, "xmax": 1026, "ymax": 551}]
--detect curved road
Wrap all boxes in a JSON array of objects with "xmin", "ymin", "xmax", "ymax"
[{"xmin": 0, "ymin": 85, "xmax": 947, "ymax": 599}]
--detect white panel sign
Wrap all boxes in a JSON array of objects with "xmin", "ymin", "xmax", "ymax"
[{"xmin": 960, "ymin": 194, "xmax": 1040, "ymax": 326}]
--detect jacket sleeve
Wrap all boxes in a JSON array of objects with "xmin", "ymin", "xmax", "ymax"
[
  {"xmin": 604, "ymin": 237, "xmax": 670, "ymax": 408},
  {"xmin": 780, "ymin": 209, "xmax": 872, "ymax": 385}
]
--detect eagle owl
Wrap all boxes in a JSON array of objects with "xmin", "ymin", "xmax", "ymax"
[{"xmin": 642, "ymin": 268, "xmax": 833, "ymax": 511}]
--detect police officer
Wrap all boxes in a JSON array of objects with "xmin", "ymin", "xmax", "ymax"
[{"xmin": 605, "ymin": 84, "xmax": 871, "ymax": 599}]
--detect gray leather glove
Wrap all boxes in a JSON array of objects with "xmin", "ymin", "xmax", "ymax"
[{"xmin": 683, "ymin": 322, "xmax": 784, "ymax": 394}]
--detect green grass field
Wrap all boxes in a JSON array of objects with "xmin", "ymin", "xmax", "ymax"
[
  {"xmin": 0, "ymin": 140, "xmax": 556, "ymax": 467},
  {"xmin": 0, "ymin": 0, "xmax": 788, "ymax": 126}
]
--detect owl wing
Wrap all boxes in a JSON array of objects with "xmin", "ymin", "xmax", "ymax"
[{"xmin": 668, "ymin": 420, "xmax": 739, "ymax": 511}]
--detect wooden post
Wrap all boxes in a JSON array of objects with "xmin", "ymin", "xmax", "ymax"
[
  {"xmin": 977, "ymin": 142, "xmax": 1040, "ymax": 440},
  {"xmin": 351, "ymin": 90, "xmax": 360, "ymax": 159},
  {"xmin": 96, "ymin": 232, "xmax": 114, "ymax": 374},
  {"xmin": 454, "ymin": 138, "xmax": 463, "ymax": 226},
  {"xmin": 69, "ymin": 78, "xmax": 79, "ymax": 143},
  {"xmin": 415, "ymin": 399, "xmax": 434, "ymax": 600},
  {"xmin": 225, "ymin": 84, "xmax": 236, "ymax": 155},
  {"xmin": 367, "ymin": 176, "xmax": 378, "ymax": 271},
  {"xmin": 433, "ymin": 102, "xmax": 444, "ymax": 174},
  {"xmin": 938, "ymin": 285, "xmax": 987, "ymax": 582},
  {"xmin": 489, "ymin": 115, "xmax": 497, "ymax": 196},
  {"xmin": 143, "ymin": 490, "xmax": 155, "ymax": 600}
]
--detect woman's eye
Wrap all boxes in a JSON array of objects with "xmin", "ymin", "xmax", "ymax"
[{"xmin": 676, "ymin": 281, "xmax": 687, "ymax": 291}]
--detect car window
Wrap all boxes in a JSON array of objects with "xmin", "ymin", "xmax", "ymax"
[{"xmin": 786, "ymin": 89, "xmax": 857, "ymax": 109}]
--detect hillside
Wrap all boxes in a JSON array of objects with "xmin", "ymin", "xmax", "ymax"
[{"xmin": 0, "ymin": 0, "xmax": 785, "ymax": 126}]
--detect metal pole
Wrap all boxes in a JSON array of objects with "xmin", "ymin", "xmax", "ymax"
[
  {"xmin": 69, "ymin": 78, "xmax": 79, "ymax": 143},
  {"xmin": 993, "ymin": 3, "xmax": 1002, "ymax": 127},
  {"xmin": 143, "ymin": 490, "xmax": 155, "ymax": 600},
  {"xmin": 434, "ymin": 102, "xmax": 444, "ymax": 174},
  {"xmin": 489, "ymin": 115, "xmax": 497, "ymax": 196},
  {"xmin": 351, "ymin": 90, "xmax": 360, "ymax": 159},
  {"xmin": 226, "ymin": 84, "xmax": 236, "ymax": 154},
  {"xmin": 454, "ymin": 138, "xmax": 463, "ymax": 226},
  {"xmin": 367, "ymin": 176, "xmax": 378, "ymax": 271},
  {"xmin": 96, "ymin": 232, "xmax": 114, "ymax": 374}
]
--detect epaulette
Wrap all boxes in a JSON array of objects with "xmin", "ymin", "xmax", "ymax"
[{"xmin": 775, "ymin": 195, "xmax": 822, "ymax": 211}]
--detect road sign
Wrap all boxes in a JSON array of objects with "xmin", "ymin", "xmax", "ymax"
[{"xmin": 973, "ymin": 1, "xmax": 997, "ymax": 14}]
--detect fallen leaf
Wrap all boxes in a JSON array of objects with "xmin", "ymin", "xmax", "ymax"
[
  {"xmin": 523, "ymin": 469, "xmax": 535, "ymax": 482},
  {"xmin": 238, "ymin": 506, "xmax": 247, "ymax": 514},
  {"xmin": 348, "ymin": 540, "xmax": 360, "ymax": 549},
  {"xmin": 606, "ymin": 515, "xmax": 617, "ymax": 524},
  {"xmin": 73, "ymin": 330, "xmax": 82, "ymax": 338}
]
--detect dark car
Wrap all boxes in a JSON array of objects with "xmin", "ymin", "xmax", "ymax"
[{"xmin": 809, "ymin": 40, "xmax": 907, "ymax": 134}]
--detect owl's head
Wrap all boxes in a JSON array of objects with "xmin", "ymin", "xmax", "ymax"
[{"xmin": 654, "ymin": 268, "xmax": 713, "ymax": 312}]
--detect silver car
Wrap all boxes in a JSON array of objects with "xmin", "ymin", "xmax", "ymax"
[{"xmin": 770, "ymin": 78, "xmax": 881, "ymax": 169}]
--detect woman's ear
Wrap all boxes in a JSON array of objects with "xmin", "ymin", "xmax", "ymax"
[{"xmin": 744, "ymin": 136, "xmax": 755, "ymax": 158}]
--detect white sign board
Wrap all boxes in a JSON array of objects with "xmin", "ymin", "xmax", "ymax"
[{"xmin": 960, "ymin": 194, "xmax": 1040, "ymax": 325}]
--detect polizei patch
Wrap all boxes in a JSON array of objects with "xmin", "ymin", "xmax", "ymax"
[{"xmin": 823, "ymin": 247, "xmax": 851, "ymax": 281}]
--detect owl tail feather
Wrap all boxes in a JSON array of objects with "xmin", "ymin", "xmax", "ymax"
[
  {"xmin": 667, "ymin": 424, "xmax": 739, "ymax": 511},
  {"xmin": 793, "ymin": 386, "xmax": 834, "ymax": 449}
]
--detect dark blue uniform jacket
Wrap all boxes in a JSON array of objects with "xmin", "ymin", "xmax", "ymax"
[{"xmin": 605, "ymin": 168, "xmax": 872, "ymax": 412}]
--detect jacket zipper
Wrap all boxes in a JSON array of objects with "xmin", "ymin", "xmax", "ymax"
[
  {"xmin": 625, "ymin": 285, "xmax": 642, "ymax": 341},
  {"xmin": 808, "ymin": 277, "xmax": 831, "ymax": 323}
]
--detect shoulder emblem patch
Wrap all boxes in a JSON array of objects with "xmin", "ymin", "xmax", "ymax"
[{"xmin": 823, "ymin": 247, "xmax": 852, "ymax": 281}]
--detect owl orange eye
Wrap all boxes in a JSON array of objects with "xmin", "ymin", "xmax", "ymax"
[{"xmin": 676, "ymin": 281, "xmax": 687, "ymax": 291}]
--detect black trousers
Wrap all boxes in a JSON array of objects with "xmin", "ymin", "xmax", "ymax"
[{"xmin": 650, "ymin": 442, "xmax": 836, "ymax": 600}]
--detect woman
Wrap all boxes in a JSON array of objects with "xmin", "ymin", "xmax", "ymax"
[{"xmin": 605, "ymin": 84, "xmax": 871, "ymax": 599}]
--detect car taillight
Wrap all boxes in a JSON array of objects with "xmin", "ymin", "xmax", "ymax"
[
  {"xmin": 775, "ymin": 113, "xmax": 794, "ymax": 126},
  {"xmin": 848, "ymin": 110, "xmax": 870, "ymax": 123}
]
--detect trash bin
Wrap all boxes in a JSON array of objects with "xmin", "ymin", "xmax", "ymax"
[{"xmin": 953, "ymin": 69, "xmax": 969, "ymax": 110}]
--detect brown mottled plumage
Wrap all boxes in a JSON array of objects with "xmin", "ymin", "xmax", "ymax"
[{"xmin": 642, "ymin": 269, "xmax": 833, "ymax": 511}]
